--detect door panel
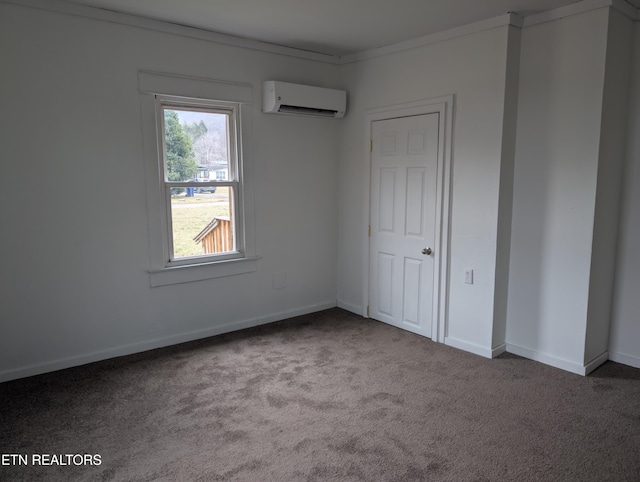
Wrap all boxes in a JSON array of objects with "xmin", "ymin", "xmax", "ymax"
[
  {"xmin": 377, "ymin": 252, "xmax": 394, "ymax": 317},
  {"xmin": 405, "ymin": 168, "xmax": 425, "ymax": 237},
  {"xmin": 369, "ymin": 113, "xmax": 439, "ymax": 338},
  {"xmin": 379, "ymin": 169, "xmax": 396, "ymax": 232},
  {"xmin": 402, "ymin": 257, "xmax": 422, "ymax": 326}
]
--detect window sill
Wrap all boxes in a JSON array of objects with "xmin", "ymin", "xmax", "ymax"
[{"xmin": 149, "ymin": 256, "xmax": 259, "ymax": 287}]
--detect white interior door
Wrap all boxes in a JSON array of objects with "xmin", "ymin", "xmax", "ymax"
[{"xmin": 369, "ymin": 113, "xmax": 439, "ymax": 338}]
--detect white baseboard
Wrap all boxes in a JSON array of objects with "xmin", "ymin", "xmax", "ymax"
[
  {"xmin": 492, "ymin": 343, "xmax": 507, "ymax": 358},
  {"xmin": 337, "ymin": 299, "xmax": 364, "ymax": 316},
  {"xmin": 0, "ymin": 300, "xmax": 337, "ymax": 383},
  {"xmin": 609, "ymin": 351, "xmax": 640, "ymax": 369},
  {"xmin": 505, "ymin": 343, "xmax": 593, "ymax": 376},
  {"xmin": 444, "ymin": 336, "xmax": 493, "ymax": 359},
  {"xmin": 584, "ymin": 351, "xmax": 609, "ymax": 375}
]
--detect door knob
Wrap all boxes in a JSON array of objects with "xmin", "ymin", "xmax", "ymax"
[{"xmin": 422, "ymin": 247, "xmax": 432, "ymax": 255}]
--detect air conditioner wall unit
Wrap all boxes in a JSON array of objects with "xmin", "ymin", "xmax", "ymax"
[{"xmin": 262, "ymin": 81, "xmax": 346, "ymax": 118}]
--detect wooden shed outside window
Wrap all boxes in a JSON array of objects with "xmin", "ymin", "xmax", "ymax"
[{"xmin": 193, "ymin": 216, "xmax": 233, "ymax": 254}]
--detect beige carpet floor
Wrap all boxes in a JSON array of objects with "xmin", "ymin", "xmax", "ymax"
[{"xmin": 1, "ymin": 308, "xmax": 639, "ymax": 481}]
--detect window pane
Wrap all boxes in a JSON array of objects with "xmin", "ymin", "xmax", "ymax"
[
  {"xmin": 163, "ymin": 108, "xmax": 229, "ymax": 182},
  {"xmin": 170, "ymin": 186, "xmax": 235, "ymax": 259}
]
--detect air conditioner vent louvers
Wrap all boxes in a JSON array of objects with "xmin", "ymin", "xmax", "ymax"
[{"xmin": 278, "ymin": 105, "xmax": 338, "ymax": 117}]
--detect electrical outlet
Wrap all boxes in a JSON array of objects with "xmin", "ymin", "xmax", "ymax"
[
  {"xmin": 273, "ymin": 272, "xmax": 287, "ymax": 289},
  {"xmin": 464, "ymin": 269, "xmax": 474, "ymax": 284}
]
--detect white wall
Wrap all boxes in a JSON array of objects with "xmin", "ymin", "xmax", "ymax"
[
  {"xmin": 0, "ymin": 3, "xmax": 341, "ymax": 381},
  {"xmin": 337, "ymin": 25, "xmax": 515, "ymax": 356},
  {"xmin": 585, "ymin": 9, "xmax": 634, "ymax": 365},
  {"xmin": 506, "ymin": 8, "xmax": 610, "ymax": 373},
  {"xmin": 609, "ymin": 20, "xmax": 640, "ymax": 369},
  {"xmin": 492, "ymin": 26, "xmax": 521, "ymax": 350}
]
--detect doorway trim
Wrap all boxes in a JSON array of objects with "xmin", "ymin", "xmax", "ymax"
[{"xmin": 362, "ymin": 95, "xmax": 454, "ymax": 343}]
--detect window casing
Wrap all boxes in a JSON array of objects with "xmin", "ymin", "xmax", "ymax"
[{"xmin": 139, "ymin": 72, "xmax": 257, "ymax": 287}]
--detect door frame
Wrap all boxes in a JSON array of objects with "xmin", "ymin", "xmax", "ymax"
[{"xmin": 362, "ymin": 96, "xmax": 454, "ymax": 343}]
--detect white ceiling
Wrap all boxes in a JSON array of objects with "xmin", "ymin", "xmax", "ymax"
[{"xmin": 62, "ymin": 0, "xmax": 633, "ymax": 56}]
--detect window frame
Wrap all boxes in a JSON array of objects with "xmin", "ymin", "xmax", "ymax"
[
  {"xmin": 139, "ymin": 72, "xmax": 257, "ymax": 287},
  {"xmin": 158, "ymin": 98, "xmax": 242, "ymax": 266}
]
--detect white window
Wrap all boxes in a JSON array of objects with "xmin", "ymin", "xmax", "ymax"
[
  {"xmin": 159, "ymin": 99, "xmax": 239, "ymax": 263},
  {"xmin": 139, "ymin": 72, "xmax": 257, "ymax": 287}
]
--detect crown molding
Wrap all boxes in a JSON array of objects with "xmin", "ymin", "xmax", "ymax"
[
  {"xmin": 339, "ymin": 13, "xmax": 522, "ymax": 64},
  {"xmin": 2, "ymin": 0, "xmax": 637, "ymax": 67},
  {"xmin": 338, "ymin": 0, "xmax": 640, "ymax": 65},
  {"xmin": 0, "ymin": 0, "xmax": 342, "ymax": 64},
  {"xmin": 609, "ymin": 0, "xmax": 637, "ymax": 18},
  {"xmin": 523, "ymin": 0, "xmax": 638, "ymax": 27}
]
